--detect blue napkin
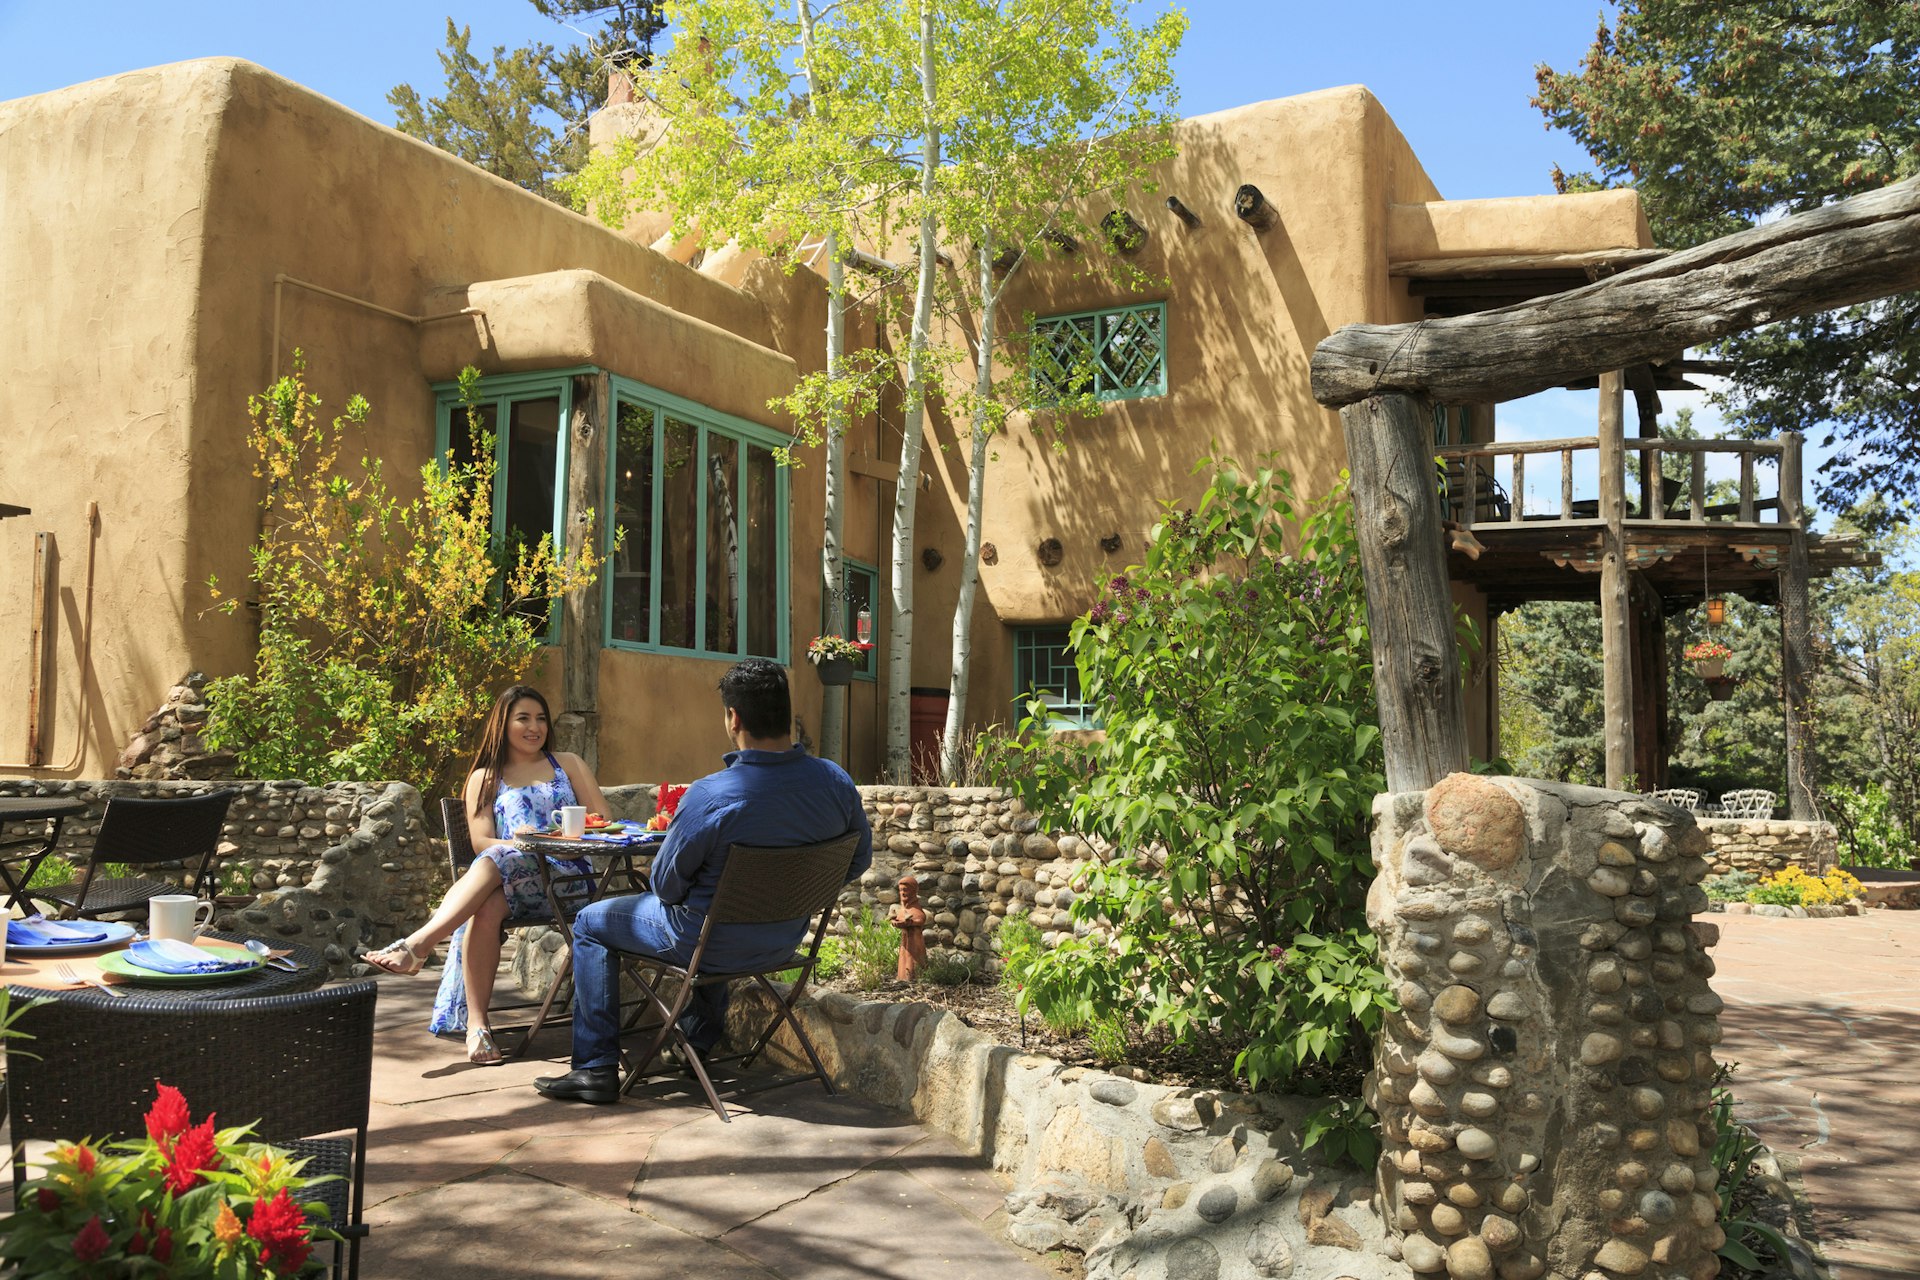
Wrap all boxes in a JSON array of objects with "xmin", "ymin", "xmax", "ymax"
[
  {"xmin": 7, "ymin": 916, "xmax": 111, "ymax": 946},
  {"xmin": 124, "ymin": 938, "xmax": 252, "ymax": 975}
]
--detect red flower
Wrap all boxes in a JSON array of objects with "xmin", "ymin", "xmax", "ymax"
[
  {"xmin": 34, "ymin": 1188, "xmax": 60, "ymax": 1213},
  {"xmin": 146, "ymin": 1082, "xmax": 191, "ymax": 1144},
  {"xmin": 247, "ymin": 1188, "xmax": 313, "ymax": 1273},
  {"xmin": 163, "ymin": 1115, "xmax": 221, "ymax": 1194},
  {"xmin": 129, "ymin": 1230, "xmax": 148, "ymax": 1256},
  {"xmin": 152, "ymin": 1228, "xmax": 174, "ymax": 1263},
  {"xmin": 656, "ymin": 783, "xmax": 688, "ymax": 818},
  {"xmin": 60, "ymin": 1144, "xmax": 97, "ymax": 1177},
  {"xmin": 72, "ymin": 1215, "xmax": 110, "ymax": 1262}
]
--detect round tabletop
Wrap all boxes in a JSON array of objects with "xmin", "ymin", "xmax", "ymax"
[
  {"xmin": 6, "ymin": 929, "xmax": 328, "ymax": 1005},
  {"xmin": 0, "ymin": 796, "xmax": 90, "ymax": 820}
]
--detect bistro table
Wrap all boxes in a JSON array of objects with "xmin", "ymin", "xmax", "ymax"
[
  {"xmin": 0, "ymin": 795, "xmax": 90, "ymax": 907},
  {"xmin": 513, "ymin": 828, "xmax": 661, "ymax": 920},
  {"xmin": 5, "ymin": 928, "xmax": 327, "ymax": 1005}
]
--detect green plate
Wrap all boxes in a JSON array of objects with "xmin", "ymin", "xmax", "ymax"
[{"xmin": 98, "ymin": 945, "xmax": 265, "ymax": 986}]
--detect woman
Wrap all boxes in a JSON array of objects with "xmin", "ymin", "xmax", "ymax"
[{"xmin": 362, "ymin": 685, "xmax": 609, "ymax": 1065}]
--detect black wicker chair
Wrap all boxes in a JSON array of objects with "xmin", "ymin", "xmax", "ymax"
[
  {"xmin": 26, "ymin": 789, "xmax": 235, "ymax": 921},
  {"xmin": 614, "ymin": 832, "xmax": 862, "ymax": 1122},
  {"xmin": 6, "ymin": 980, "xmax": 377, "ymax": 1279},
  {"xmin": 440, "ymin": 796, "xmax": 597, "ymax": 1059}
]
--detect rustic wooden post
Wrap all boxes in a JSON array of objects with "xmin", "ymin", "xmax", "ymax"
[
  {"xmin": 26, "ymin": 532, "xmax": 55, "ymax": 767},
  {"xmin": 558, "ymin": 372, "xmax": 611, "ymax": 770},
  {"xmin": 1629, "ymin": 573, "xmax": 1668, "ymax": 789},
  {"xmin": 1598, "ymin": 371, "xmax": 1635, "ymax": 790},
  {"xmin": 1778, "ymin": 431, "xmax": 1816, "ymax": 819},
  {"xmin": 1340, "ymin": 394, "xmax": 1469, "ymax": 791}
]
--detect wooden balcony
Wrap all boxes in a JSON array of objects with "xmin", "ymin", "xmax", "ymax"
[{"xmin": 1435, "ymin": 432, "xmax": 1836, "ymax": 609}]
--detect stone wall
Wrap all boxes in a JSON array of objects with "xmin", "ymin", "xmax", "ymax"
[
  {"xmin": 1366, "ymin": 775, "xmax": 1724, "ymax": 1280},
  {"xmin": 0, "ymin": 778, "xmax": 437, "ymax": 974},
  {"xmin": 1698, "ymin": 818, "xmax": 1838, "ymax": 879},
  {"xmin": 725, "ymin": 984, "xmax": 1411, "ymax": 1280}
]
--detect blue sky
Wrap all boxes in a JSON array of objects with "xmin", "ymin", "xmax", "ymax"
[{"xmin": 0, "ymin": 0, "xmax": 1786, "ymax": 507}]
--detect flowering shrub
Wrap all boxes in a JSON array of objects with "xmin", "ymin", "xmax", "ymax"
[
  {"xmin": 0, "ymin": 1083, "xmax": 336, "ymax": 1277},
  {"xmin": 990, "ymin": 460, "xmax": 1391, "ymax": 1093},
  {"xmin": 1745, "ymin": 865, "xmax": 1864, "ymax": 907},
  {"xmin": 806, "ymin": 634, "xmax": 867, "ymax": 664},
  {"xmin": 1683, "ymin": 640, "xmax": 1733, "ymax": 663}
]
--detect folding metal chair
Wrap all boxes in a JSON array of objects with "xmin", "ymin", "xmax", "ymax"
[
  {"xmin": 25, "ymin": 789, "xmax": 235, "ymax": 921},
  {"xmin": 6, "ymin": 981, "xmax": 378, "ymax": 1279},
  {"xmin": 614, "ymin": 832, "xmax": 862, "ymax": 1121}
]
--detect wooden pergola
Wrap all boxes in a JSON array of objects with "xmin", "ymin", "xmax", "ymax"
[{"xmin": 1314, "ymin": 174, "xmax": 1920, "ymax": 816}]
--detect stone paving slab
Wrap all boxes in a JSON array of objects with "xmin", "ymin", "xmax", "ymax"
[
  {"xmin": 1711, "ymin": 910, "xmax": 1920, "ymax": 1280},
  {"xmin": 721, "ymin": 1165, "xmax": 1057, "ymax": 1280}
]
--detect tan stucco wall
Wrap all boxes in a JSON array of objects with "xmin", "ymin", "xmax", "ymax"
[
  {"xmin": 903, "ymin": 87, "xmax": 1448, "ymax": 736},
  {"xmin": 1386, "ymin": 189, "xmax": 1652, "ymax": 262},
  {"xmin": 0, "ymin": 59, "xmax": 866, "ymax": 784}
]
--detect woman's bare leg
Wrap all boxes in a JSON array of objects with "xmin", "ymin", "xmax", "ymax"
[
  {"xmin": 406, "ymin": 860, "xmax": 506, "ymax": 954},
  {"xmin": 463, "ymin": 888, "xmax": 510, "ymax": 1029}
]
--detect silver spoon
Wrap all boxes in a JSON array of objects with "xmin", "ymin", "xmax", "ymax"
[{"xmin": 243, "ymin": 939, "xmax": 300, "ymax": 972}]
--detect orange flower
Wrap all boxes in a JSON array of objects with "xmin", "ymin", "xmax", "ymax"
[{"xmin": 213, "ymin": 1202, "xmax": 244, "ymax": 1249}]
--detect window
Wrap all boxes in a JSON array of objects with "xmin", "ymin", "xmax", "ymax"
[
  {"xmin": 435, "ymin": 371, "xmax": 580, "ymax": 636},
  {"xmin": 1013, "ymin": 626, "xmax": 1096, "ymax": 729},
  {"xmin": 606, "ymin": 379, "xmax": 790, "ymax": 661},
  {"xmin": 1032, "ymin": 302, "xmax": 1167, "ymax": 404},
  {"xmin": 821, "ymin": 560, "xmax": 879, "ymax": 681}
]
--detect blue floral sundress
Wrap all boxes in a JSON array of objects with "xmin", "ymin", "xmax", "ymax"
[{"xmin": 429, "ymin": 752, "xmax": 594, "ymax": 1035}]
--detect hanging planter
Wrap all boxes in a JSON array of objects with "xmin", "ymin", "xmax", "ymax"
[
  {"xmin": 807, "ymin": 635, "xmax": 870, "ymax": 687},
  {"xmin": 1684, "ymin": 640, "xmax": 1732, "ymax": 683},
  {"xmin": 815, "ymin": 656, "xmax": 855, "ymax": 686},
  {"xmin": 1703, "ymin": 674, "xmax": 1738, "ymax": 702}
]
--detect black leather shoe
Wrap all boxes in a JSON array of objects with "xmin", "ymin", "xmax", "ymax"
[{"xmin": 533, "ymin": 1066, "xmax": 620, "ymax": 1104}]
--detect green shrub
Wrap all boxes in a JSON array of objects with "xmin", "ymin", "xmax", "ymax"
[
  {"xmin": 919, "ymin": 950, "xmax": 977, "ymax": 986},
  {"xmin": 1302, "ymin": 1097, "xmax": 1380, "ymax": 1171},
  {"xmin": 1703, "ymin": 871, "xmax": 1757, "ymax": 903},
  {"xmin": 1707, "ymin": 1066, "xmax": 1796, "ymax": 1272},
  {"xmin": 844, "ymin": 905, "xmax": 899, "ymax": 991},
  {"xmin": 24, "ymin": 856, "xmax": 78, "ymax": 891},
  {"xmin": 776, "ymin": 933, "xmax": 845, "ymax": 984},
  {"xmin": 991, "ymin": 460, "xmax": 1391, "ymax": 1091},
  {"xmin": 1745, "ymin": 879, "xmax": 1804, "ymax": 907},
  {"xmin": 1087, "ymin": 1015, "xmax": 1128, "ymax": 1064},
  {"xmin": 1826, "ymin": 783, "xmax": 1916, "ymax": 869}
]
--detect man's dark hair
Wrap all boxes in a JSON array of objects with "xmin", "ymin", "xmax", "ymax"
[{"xmin": 718, "ymin": 658, "xmax": 792, "ymax": 740}]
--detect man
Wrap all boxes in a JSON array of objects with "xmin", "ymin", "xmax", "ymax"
[{"xmin": 535, "ymin": 658, "xmax": 873, "ymax": 1103}]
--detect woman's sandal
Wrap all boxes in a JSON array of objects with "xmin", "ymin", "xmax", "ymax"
[
  {"xmin": 361, "ymin": 938, "xmax": 427, "ymax": 977},
  {"xmin": 467, "ymin": 1026, "xmax": 503, "ymax": 1066}
]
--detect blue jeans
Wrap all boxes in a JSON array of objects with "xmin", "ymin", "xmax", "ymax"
[{"xmin": 568, "ymin": 894, "xmax": 726, "ymax": 1070}]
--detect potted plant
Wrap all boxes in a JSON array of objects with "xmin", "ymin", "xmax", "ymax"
[
  {"xmin": 807, "ymin": 634, "xmax": 867, "ymax": 686},
  {"xmin": 0, "ymin": 1082, "xmax": 339, "ymax": 1275},
  {"xmin": 1684, "ymin": 639, "xmax": 1732, "ymax": 681}
]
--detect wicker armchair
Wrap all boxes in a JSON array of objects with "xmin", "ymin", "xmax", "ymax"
[
  {"xmin": 613, "ymin": 832, "xmax": 862, "ymax": 1121},
  {"xmin": 6, "ymin": 980, "xmax": 377, "ymax": 1279},
  {"xmin": 1719, "ymin": 789, "xmax": 1779, "ymax": 819},
  {"xmin": 26, "ymin": 789, "xmax": 235, "ymax": 921},
  {"xmin": 1646, "ymin": 788, "xmax": 1703, "ymax": 812}
]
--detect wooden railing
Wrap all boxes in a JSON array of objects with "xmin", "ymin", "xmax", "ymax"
[{"xmin": 1437, "ymin": 432, "xmax": 1805, "ymax": 531}]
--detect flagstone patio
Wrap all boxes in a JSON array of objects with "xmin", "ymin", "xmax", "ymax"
[{"xmin": 359, "ymin": 980, "xmax": 1056, "ymax": 1280}]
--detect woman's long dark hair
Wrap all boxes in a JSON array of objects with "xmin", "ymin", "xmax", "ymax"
[{"xmin": 467, "ymin": 685, "xmax": 552, "ymax": 820}]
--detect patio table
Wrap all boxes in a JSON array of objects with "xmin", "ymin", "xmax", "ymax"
[
  {"xmin": 512, "ymin": 828, "xmax": 661, "ymax": 920},
  {"xmin": 0, "ymin": 795, "xmax": 89, "ymax": 905},
  {"xmin": 5, "ymin": 928, "xmax": 327, "ymax": 1005}
]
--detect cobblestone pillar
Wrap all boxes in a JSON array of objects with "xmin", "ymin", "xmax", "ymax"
[{"xmin": 1365, "ymin": 775, "xmax": 1724, "ymax": 1280}]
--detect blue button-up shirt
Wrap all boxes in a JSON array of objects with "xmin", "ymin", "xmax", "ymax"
[{"xmin": 648, "ymin": 745, "xmax": 873, "ymax": 969}]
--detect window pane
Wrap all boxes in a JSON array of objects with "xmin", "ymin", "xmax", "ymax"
[
  {"xmin": 745, "ymin": 444, "xmax": 779, "ymax": 658},
  {"xmin": 658, "ymin": 417, "xmax": 700, "ymax": 649},
  {"xmin": 1015, "ymin": 626, "xmax": 1090, "ymax": 728},
  {"xmin": 705, "ymin": 432, "xmax": 741, "ymax": 655},
  {"xmin": 611, "ymin": 402, "xmax": 655, "ymax": 644},
  {"xmin": 504, "ymin": 396, "xmax": 560, "ymax": 557},
  {"xmin": 448, "ymin": 401, "xmax": 495, "ymax": 475},
  {"xmin": 844, "ymin": 565, "xmax": 874, "ymax": 675}
]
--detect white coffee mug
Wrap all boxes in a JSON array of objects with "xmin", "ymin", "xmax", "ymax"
[
  {"xmin": 557, "ymin": 805, "xmax": 588, "ymax": 838},
  {"xmin": 151, "ymin": 894, "xmax": 215, "ymax": 944}
]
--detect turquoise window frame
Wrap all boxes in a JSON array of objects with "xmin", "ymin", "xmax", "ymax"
[
  {"xmin": 602, "ymin": 376, "xmax": 791, "ymax": 664},
  {"xmin": 1013, "ymin": 626, "xmax": 1097, "ymax": 729},
  {"xmin": 432, "ymin": 367, "xmax": 593, "ymax": 645},
  {"xmin": 821, "ymin": 558, "xmax": 879, "ymax": 682},
  {"xmin": 1031, "ymin": 301, "xmax": 1168, "ymax": 404}
]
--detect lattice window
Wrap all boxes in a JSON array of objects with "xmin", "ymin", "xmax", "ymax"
[
  {"xmin": 1013, "ymin": 627, "xmax": 1098, "ymax": 729},
  {"xmin": 1032, "ymin": 303, "xmax": 1167, "ymax": 403}
]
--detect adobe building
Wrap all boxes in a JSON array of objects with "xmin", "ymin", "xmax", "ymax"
[{"xmin": 0, "ymin": 59, "xmax": 1648, "ymax": 787}]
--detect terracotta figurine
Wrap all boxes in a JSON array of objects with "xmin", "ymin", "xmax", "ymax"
[{"xmin": 888, "ymin": 875, "xmax": 928, "ymax": 982}]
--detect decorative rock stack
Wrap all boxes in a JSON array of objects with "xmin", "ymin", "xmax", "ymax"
[{"xmin": 1365, "ymin": 774, "xmax": 1724, "ymax": 1280}]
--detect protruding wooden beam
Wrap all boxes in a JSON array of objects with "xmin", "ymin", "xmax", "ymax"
[
  {"xmin": 1102, "ymin": 209, "xmax": 1147, "ymax": 254},
  {"xmin": 1234, "ymin": 184, "xmax": 1276, "ymax": 232},
  {"xmin": 1311, "ymin": 173, "xmax": 1920, "ymax": 407},
  {"xmin": 1165, "ymin": 196, "xmax": 1201, "ymax": 228},
  {"xmin": 1340, "ymin": 393, "xmax": 1469, "ymax": 791}
]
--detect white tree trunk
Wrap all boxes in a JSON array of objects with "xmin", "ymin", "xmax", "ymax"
[
  {"xmin": 941, "ymin": 238, "xmax": 998, "ymax": 782},
  {"xmin": 884, "ymin": 0, "xmax": 941, "ymax": 782}
]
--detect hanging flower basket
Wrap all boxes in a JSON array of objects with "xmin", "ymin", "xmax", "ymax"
[
  {"xmin": 815, "ymin": 655, "xmax": 855, "ymax": 686},
  {"xmin": 1684, "ymin": 640, "xmax": 1731, "ymax": 681},
  {"xmin": 1703, "ymin": 674, "xmax": 1738, "ymax": 702},
  {"xmin": 807, "ymin": 635, "xmax": 868, "ymax": 687}
]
